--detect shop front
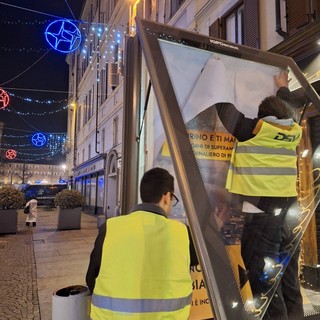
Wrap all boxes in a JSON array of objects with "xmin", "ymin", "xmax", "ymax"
[{"xmin": 73, "ymin": 155, "xmax": 106, "ymax": 215}]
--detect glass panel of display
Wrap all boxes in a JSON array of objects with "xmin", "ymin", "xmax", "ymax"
[{"xmin": 136, "ymin": 18, "xmax": 320, "ymax": 320}]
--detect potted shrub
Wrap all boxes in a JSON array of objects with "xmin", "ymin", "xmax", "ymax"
[
  {"xmin": 54, "ymin": 189, "xmax": 85, "ymax": 230},
  {"xmin": 0, "ymin": 185, "xmax": 25, "ymax": 234}
]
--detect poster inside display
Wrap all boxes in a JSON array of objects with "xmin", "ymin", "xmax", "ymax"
[
  {"xmin": 136, "ymin": 18, "xmax": 320, "ymax": 320},
  {"xmin": 190, "ymin": 265, "xmax": 213, "ymax": 320}
]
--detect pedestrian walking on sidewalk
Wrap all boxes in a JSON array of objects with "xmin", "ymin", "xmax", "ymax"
[
  {"xmin": 25, "ymin": 198, "xmax": 38, "ymax": 227},
  {"xmin": 86, "ymin": 167, "xmax": 198, "ymax": 319}
]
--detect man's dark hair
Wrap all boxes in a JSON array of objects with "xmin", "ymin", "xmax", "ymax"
[
  {"xmin": 140, "ymin": 167, "xmax": 174, "ymax": 204},
  {"xmin": 258, "ymin": 95, "xmax": 292, "ymax": 119}
]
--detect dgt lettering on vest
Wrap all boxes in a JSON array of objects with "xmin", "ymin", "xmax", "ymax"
[{"xmin": 274, "ymin": 132, "xmax": 300, "ymax": 142}]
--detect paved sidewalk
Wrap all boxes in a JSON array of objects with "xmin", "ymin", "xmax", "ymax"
[
  {"xmin": 0, "ymin": 207, "xmax": 98, "ymax": 320},
  {"xmin": 1, "ymin": 208, "xmax": 320, "ymax": 320}
]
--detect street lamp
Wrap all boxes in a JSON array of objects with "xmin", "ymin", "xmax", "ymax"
[{"xmin": 60, "ymin": 164, "xmax": 67, "ymax": 184}]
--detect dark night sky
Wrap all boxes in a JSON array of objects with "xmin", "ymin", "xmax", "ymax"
[{"xmin": 0, "ymin": 0, "xmax": 85, "ymax": 164}]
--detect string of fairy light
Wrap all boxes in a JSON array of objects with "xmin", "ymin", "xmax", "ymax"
[
  {"xmin": 0, "ymin": 18, "xmax": 52, "ymax": 25},
  {"xmin": 4, "ymin": 101, "xmax": 69, "ymax": 116},
  {"xmin": 81, "ymin": 24, "xmax": 127, "ymax": 71},
  {"xmin": 0, "ymin": 148, "xmax": 63, "ymax": 157},
  {"xmin": 8, "ymin": 92, "xmax": 67, "ymax": 104},
  {"xmin": 0, "ymin": 148, "xmax": 64, "ymax": 162},
  {"xmin": 0, "ymin": 47, "xmax": 49, "ymax": 53},
  {"xmin": 1, "ymin": 132, "xmax": 67, "ymax": 149}
]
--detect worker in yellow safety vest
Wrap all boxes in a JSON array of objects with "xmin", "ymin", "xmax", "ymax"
[
  {"xmin": 86, "ymin": 167, "xmax": 198, "ymax": 320},
  {"xmin": 215, "ymin": 71, "xmax": 304, "ymax": 320}
]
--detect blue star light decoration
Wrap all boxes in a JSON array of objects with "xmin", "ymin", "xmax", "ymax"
[
  {"xmin": 45, "ymin": 19, "xmax": 81, "ymax": 53},
  {"xmin": 32, "ymin": 133, "xmax": 47, "ymax": 147}
]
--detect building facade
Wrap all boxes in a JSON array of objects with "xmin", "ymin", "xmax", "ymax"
[
  {"xmin": 66, "ymin": 0, "xmax": 126, "ymax": 215},
  {"xmin": 0, "ymin": 162, "xmax": 67, "ymax": 185},
  {"xmin": 66, "ymin": 0, "xmax": 320, "ymax": 213},
  {"xmin": 66, "ymin": 0, "xmax": 320, "ymax": 319}
]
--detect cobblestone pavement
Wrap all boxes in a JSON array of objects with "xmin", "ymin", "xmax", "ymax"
[
  {"xmin": 0, "ymin": 208, "xmax": 98, "ymax": 320},
  {"xmin": 0, "ymin": 212, "xmax": 40, "ymax": 320},
  {"xmin": 1, "ymin": 208, "xmax": 320, "ymax": 320}
]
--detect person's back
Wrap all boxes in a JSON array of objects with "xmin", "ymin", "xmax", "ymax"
[
  {"xmin": 88, "ymin": 168, "xmax": 194, "ymax": 319},
  {"xmin": 226, "ymin": 117, "xmax": 302, "ymax": 198},
  {"xmin": 215, "ymin": 71, "xmax": 304, "ymax": 319}
]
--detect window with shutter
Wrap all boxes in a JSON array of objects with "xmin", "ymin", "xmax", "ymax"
[
  {"xmin": 286, "ymin": 0, "xmax": 310, "ymax": 35},
  {"xmin": 243, "ymin": 0, "xmax": 259, "ymax": 48},
  {"xmin": 210, "ymin": 0, "xmax": 259, "ymax": 48},
  {"xmin": 314, "ymin": 0, "xmax": 320, "ymax": 19},
  {"xmin": 225, "ymin": 7, "xmax": 244, "ymax": 44},
  {"xmin": 211, "ymin": 1, "xmax": 245, "ymax": 45},
  {"xmin": 209, "ymin": 18, "xmax": 221, "ymax": 38}
]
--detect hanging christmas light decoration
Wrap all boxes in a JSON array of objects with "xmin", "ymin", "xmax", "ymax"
[
  {"xmin": 3, "ymin": 132, "xmax": 66, "ymax": 139},
  {"xmin": 0, "ymin": 19, "xmax": 52, "ymax": 25},
  {"xmin": 5, "ymin": 104, "xmax": 69, "ymax": 116},
  {"xmin": 45, "ymin": 19, "xmax": 81, "ymax": 53},
  {"xmin": 0, "ymin": 88, "xmax": 10, "ymax": 110},
  {"xmin": 0, "ymin": 46, "xmax": 49, "ymax": 53},
  {"xmin": 8, "ymin": 92, "xmax": 67, "ymax": 104},
  {"xmin": 5, "ymin": 149, "xmax": 17, "ymax": 160},
  {"xmin": 31, "ymin": 132, "xmax": 47, "ymax": 147},
  {"xmin": 47, "ymin": 134, "xmax": 66, "ymax": 155},
  {"xmin": 62, "ymin": 138, "xmax": 71, "ymax": 154}
]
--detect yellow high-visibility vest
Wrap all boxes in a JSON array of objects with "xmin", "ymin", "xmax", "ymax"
[
  {"xmin": 91, "ymin": 210, "xmax": 192, "ymax": 320},
  {"xmin": 226, "ymin": 120, "xmax": 302, "ymax": 197}
]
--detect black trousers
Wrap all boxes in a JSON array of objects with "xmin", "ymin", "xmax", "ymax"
[{"xmin": 241, "ymin": 197, "xmax": 304, "ymax": 320}]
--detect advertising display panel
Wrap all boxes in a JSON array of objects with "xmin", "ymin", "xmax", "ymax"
[{"xmin": 135, "ymin": 18, "xmax": 320, "ymax": 319}]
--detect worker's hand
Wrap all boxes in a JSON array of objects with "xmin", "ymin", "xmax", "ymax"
[{"xmin": 274, "ymin": 70, "xmax": 290, "ymax": 88}]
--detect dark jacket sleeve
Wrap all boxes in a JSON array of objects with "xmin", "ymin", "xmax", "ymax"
[
  {"xmin": 186, "ymin": 225, "xmax": 199, "ymax": 267},
  {"xmin": 276, "ymin": 86, "xmax": 302, "ymax": 109},
  {"xmin": 215, "ymin": 87, "xmax": 294, "ymax": 141},
  {"xmin": 276, "ymin": 86, "xmax": 291, "ymax": 101},
  {"xmin": 85, "ymin": 222, "xmax": 106, "ymax": 293},
  {"xmin": 215, "ymin": 103, "xmax": 258, "ymax": 141}
]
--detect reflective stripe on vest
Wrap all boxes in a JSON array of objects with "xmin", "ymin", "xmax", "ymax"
[
  {"xmin": 229, "ymin": 163, "xmax": 297, "ymax": 176},
  {"xmin": 226, "ymin": 120, "xmax": 302, "ymax": 197},
  {"xmin": 92, "ymin": 293, "xmax": 192, "ymax": 313},
  {"xmin": 235, "ymin": 145, "xmax": 296, "ymax": 156}
]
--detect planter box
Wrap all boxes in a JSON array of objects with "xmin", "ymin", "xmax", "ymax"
[
  {"xmin": 0, "ymin": 209, "xmax": 18, "ymax": 234},
  {"xmin": 57, "ymin": 207, "xmax": 82, "ymax": 230}
]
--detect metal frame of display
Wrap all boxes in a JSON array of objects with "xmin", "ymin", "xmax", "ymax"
[{"xmin": 133, "ymin": 18, "xmax": 320, "ymax": 320}]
